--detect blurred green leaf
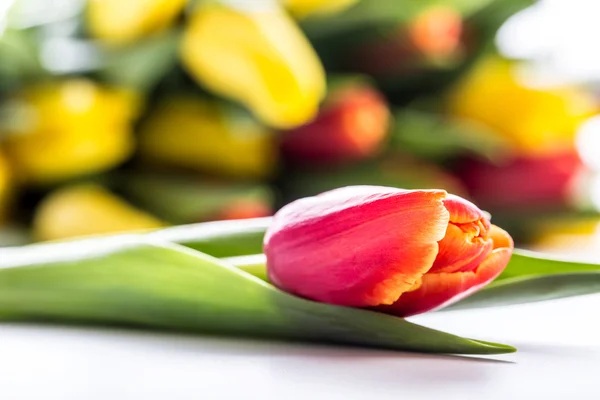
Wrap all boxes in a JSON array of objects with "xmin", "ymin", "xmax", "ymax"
[
  {"xmin": 98, "ymin": 29, "xmax": 180, "ymax": 91},
  {"xmin": 0, "ymin": 28, "xmax": 45, "ymax": 90},
  {"xmin": 120, "ymin": 173, "xmax": 273, "ymax": 224},
  {"xmin": 280, "ymin": 155, "xmax": 466, "ymax": 204},
  {"xmin": 390, "ymin": 109, "xmax": 511, "ymax": 162},
  {"xmin": 0, "ymin": 236, "xmax": 514, "ymax": 354},
  {"xmin": 302, "ymin": 0, "xmax": 496, "ymax": 39}
]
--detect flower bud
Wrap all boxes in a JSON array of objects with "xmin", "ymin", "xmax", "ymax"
[
  {"xmin": 138, "ymin": 96, "xmax": 277, "ymax": 179},
  {"xmin": 280, "ymin": 81, "xmax": 390, "ymax": 165},
  {"xmin": 459, "ymin": 149, "xmax": 583, "ymax": 211},
  {"xmin": 1, "ymin": 80, "xmax": 138, "ymax": 185},
  {"xmin": 265, "ymin": 185, "xmax": 513, "ymax": 317},
  {"xmin": 33, "ymin": 184, "xmax": 164, "ymax": 241},
  {"xmin": 447, "ymin": 57, "xmax": 597, "ymax": 156}
]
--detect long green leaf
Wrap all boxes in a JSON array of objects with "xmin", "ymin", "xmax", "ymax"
[
  {"xmin": 0, "ymin": 236, "xmax": 513, "ymax": 354},
  {"xmin": 446, "ymin": 272, "xmax": 600, "ymax": 311},
  {"xmin": 149, "ymin": 218, "xmax": 270, "ymax": 257},
  {"xmin": 445, "ymin": 250, "xmax": 600, "ymax": 310}
]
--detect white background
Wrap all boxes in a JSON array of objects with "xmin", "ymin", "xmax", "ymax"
[{"xmin": 1, "ymin": 293, "xmax": 598, "ymax": 400}]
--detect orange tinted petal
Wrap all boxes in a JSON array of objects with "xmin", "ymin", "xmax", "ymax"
[
  {"xmin": 430, "ymin": 194, "xmax": 493, "ymax": 273},
  {"xmin": 431, "ymin": 223, "xmax": 493, "ymax": 273},
  {"xmin": 265, "ymin": 186, "xmax": 449, "ymax": 307},
  {"xmin": 489, "ymin": 224, "xmax": 514, "ymax": 250},
  {"xmin": 378, "ymin": 247, "xmax": 512, "ymax": 317}
]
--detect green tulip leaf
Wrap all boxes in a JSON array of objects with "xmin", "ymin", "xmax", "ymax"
[
  {"xmin": 0, "ymin": 236, "xmax": 514, "ymax": 355},
  {"xmin": 444, "ymin": 250, "xmax": 600, "ymax": 310},
  {"xmin": 446, "ymin": 272, "xmax": 600, "ymax": 311},
  {"xmin": 149, "ymin": 218, "xmax": 269, "ymax": 258},
  {"xmin": 98, "ymin": 29, "xmax": 180, "ymax": 92}
]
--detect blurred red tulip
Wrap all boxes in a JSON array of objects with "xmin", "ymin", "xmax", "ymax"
[
  {"xmin": 459, "ymin": 149, "xmax": 584, "ymax": 211},
  {"xmin": 409, "ymin": 6, "xmax": 463, "ymax": 59},
  {"xmin": 212, "ymin": 199, "xmax": 272, "ymax": 221},
  {"xmin": 264, "ymin": 185, "xmax": 513, "ymax": 317},
  {"xmin": 280, "ymin": 82, "xmax": 390, "ymax": 165},
  {"xmin": 349, "ymin": 7, "xmax": 463, "ymax": 78}
]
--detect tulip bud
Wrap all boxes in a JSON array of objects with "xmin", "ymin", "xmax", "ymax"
[
  {"xmin": 346, "ymin": 7, "xmax": 464, "ymax": 79},
  {"xmin": 264, "ymin": 185, "xmax": 513, "ymax": 317},
  {"xmin": 1, "ymin": 80, "xmax": 139, "ymax": 185},
  {"xmin": 281, "ymin": 0, "xmax": 359, "ymax": 18},
  {"xmin": 409, "ymin": 6, "xmax": 463, "ymax": 60},
  {"xmin": 212, "ymin": 199, "xmax": 272, "ymax": 221},
  {"xmin": 447, "ymin": 57, "xmax": 598, "ymax": 156},
  {"xmin": 280, "ymin": 81, "xmax": 390, "ymax": 165},
  {"xmin": 86, "ymin": 0, "xmax": 187, "ymax": 45},
  {"xmin": 181, "ymin": 3, "xmax": 326, "ymax": 128},
  {"xmin": 459, "ymin": 149, "xmax": 584, "ymax": 212},
  {"xmin": 138, "ymin": 96, "xmax": 277, "ymax": 179},
  {"xmin": 33, "ymin": 184, "xmax": 165, "ymax": 241}
]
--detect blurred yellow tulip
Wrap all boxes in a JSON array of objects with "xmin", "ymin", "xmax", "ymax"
[
  {"xmin": 282, "ymin": 0, "xmax": 359, "ymax": 18},
  {"xmin": 86, "ymin": 0, "xmax": 187, "ymax": 45},
  {"xmin": 2, "ymin": 80, "xmax": 139, "ymax": 185},
  {"xmin": 181, "ymin": 3, "xmax": 326, "ymax": 128},
  {"xmin": 138, "ymin": 96, "xmax": 277, "ymax": 179},
  {"xmin": 529, "ymin": 217, "xmax": 600, "ymax": 256},
  {"xmin": 447, "ymin": 57, "xmax": 598, "ymax": 155},
  {"xmin": 0, "ymin": 150, "xmax": 12, "ymax": 224},
  {"xmin": 33, "ymin": 184, "xmax": 165, "ymax": 242}
]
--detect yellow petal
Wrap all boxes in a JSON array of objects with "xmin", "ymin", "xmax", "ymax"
[
  {"xmin": 87, "ymin": 0, "xmax": 187, "ymax": 45},
  {"xmin": 282, "ymin": 0, "xmax": 358, "ymax": 18},
  {"xmin": 3, "ymin": 81, "xmax": 136, "ymax": 185},
  {"xmin": 181, "ymin": 4, "xmax": 326, "ymax": 128},
  {"xmin": 138, "ymin": 96, "xmax": 277, "ymax": 179},
  {"xmin": 33, "ymin": 184, "xmax": 165, "ymax": 242},
  {"xmin": 447, "ymin": 57, "xmax": 597, "ymax": 155}
]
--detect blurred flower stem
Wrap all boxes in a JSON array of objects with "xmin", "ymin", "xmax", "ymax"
[{"xmin": 119, "ymin": 173, "xmax": 273, "ymax": 224}]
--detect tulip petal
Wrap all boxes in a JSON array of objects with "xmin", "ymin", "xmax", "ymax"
[
  {"xmin": 442, "ymin": 194, "xmax": 485, "ymax": 224},
  {"xmin": 265, "ymin": 186, "xmax": 450, "ymax": 307},
  {"xmin": 430, "ymin": 194, "xmax": 493, "ymax": 273},
  {"xmin": 431, "ymin": 223, "xmax": 493, "ymax": 273},
  {"xmin": 379, "ymin": 247, "xmax": 513, "ymax": 317},
  {"xmin": 489, "ymin": 224, "xmax": 514, "ymax": 250}
]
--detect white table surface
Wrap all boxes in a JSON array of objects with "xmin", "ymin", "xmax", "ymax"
[{"xmin": 0, "ymin": 294, "xmax": 598, "ymax": 400}]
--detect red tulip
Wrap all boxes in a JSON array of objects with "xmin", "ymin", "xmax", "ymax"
[
  {"xmin": 349, "ymin": 7, "xmax": 463, "ymax": 78},
  {"xmin": 212, "ymin": 199, "xmax": 272, "ymax": 221},
  {"xmin": 459, "ymin": 149, "xmax": 583, "ymax": 211},
  {"xmin": 280, "ymin": 83, "xmax": 390, "ymax": 165},
  {"xmin": 264, "ymin": 186, "xmax": 513, "ymax": 317}
]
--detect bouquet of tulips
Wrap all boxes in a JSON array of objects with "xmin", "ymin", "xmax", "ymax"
[{"xmin": 1, "ymin": 0, "xmax": 600, "ymax": 355}]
